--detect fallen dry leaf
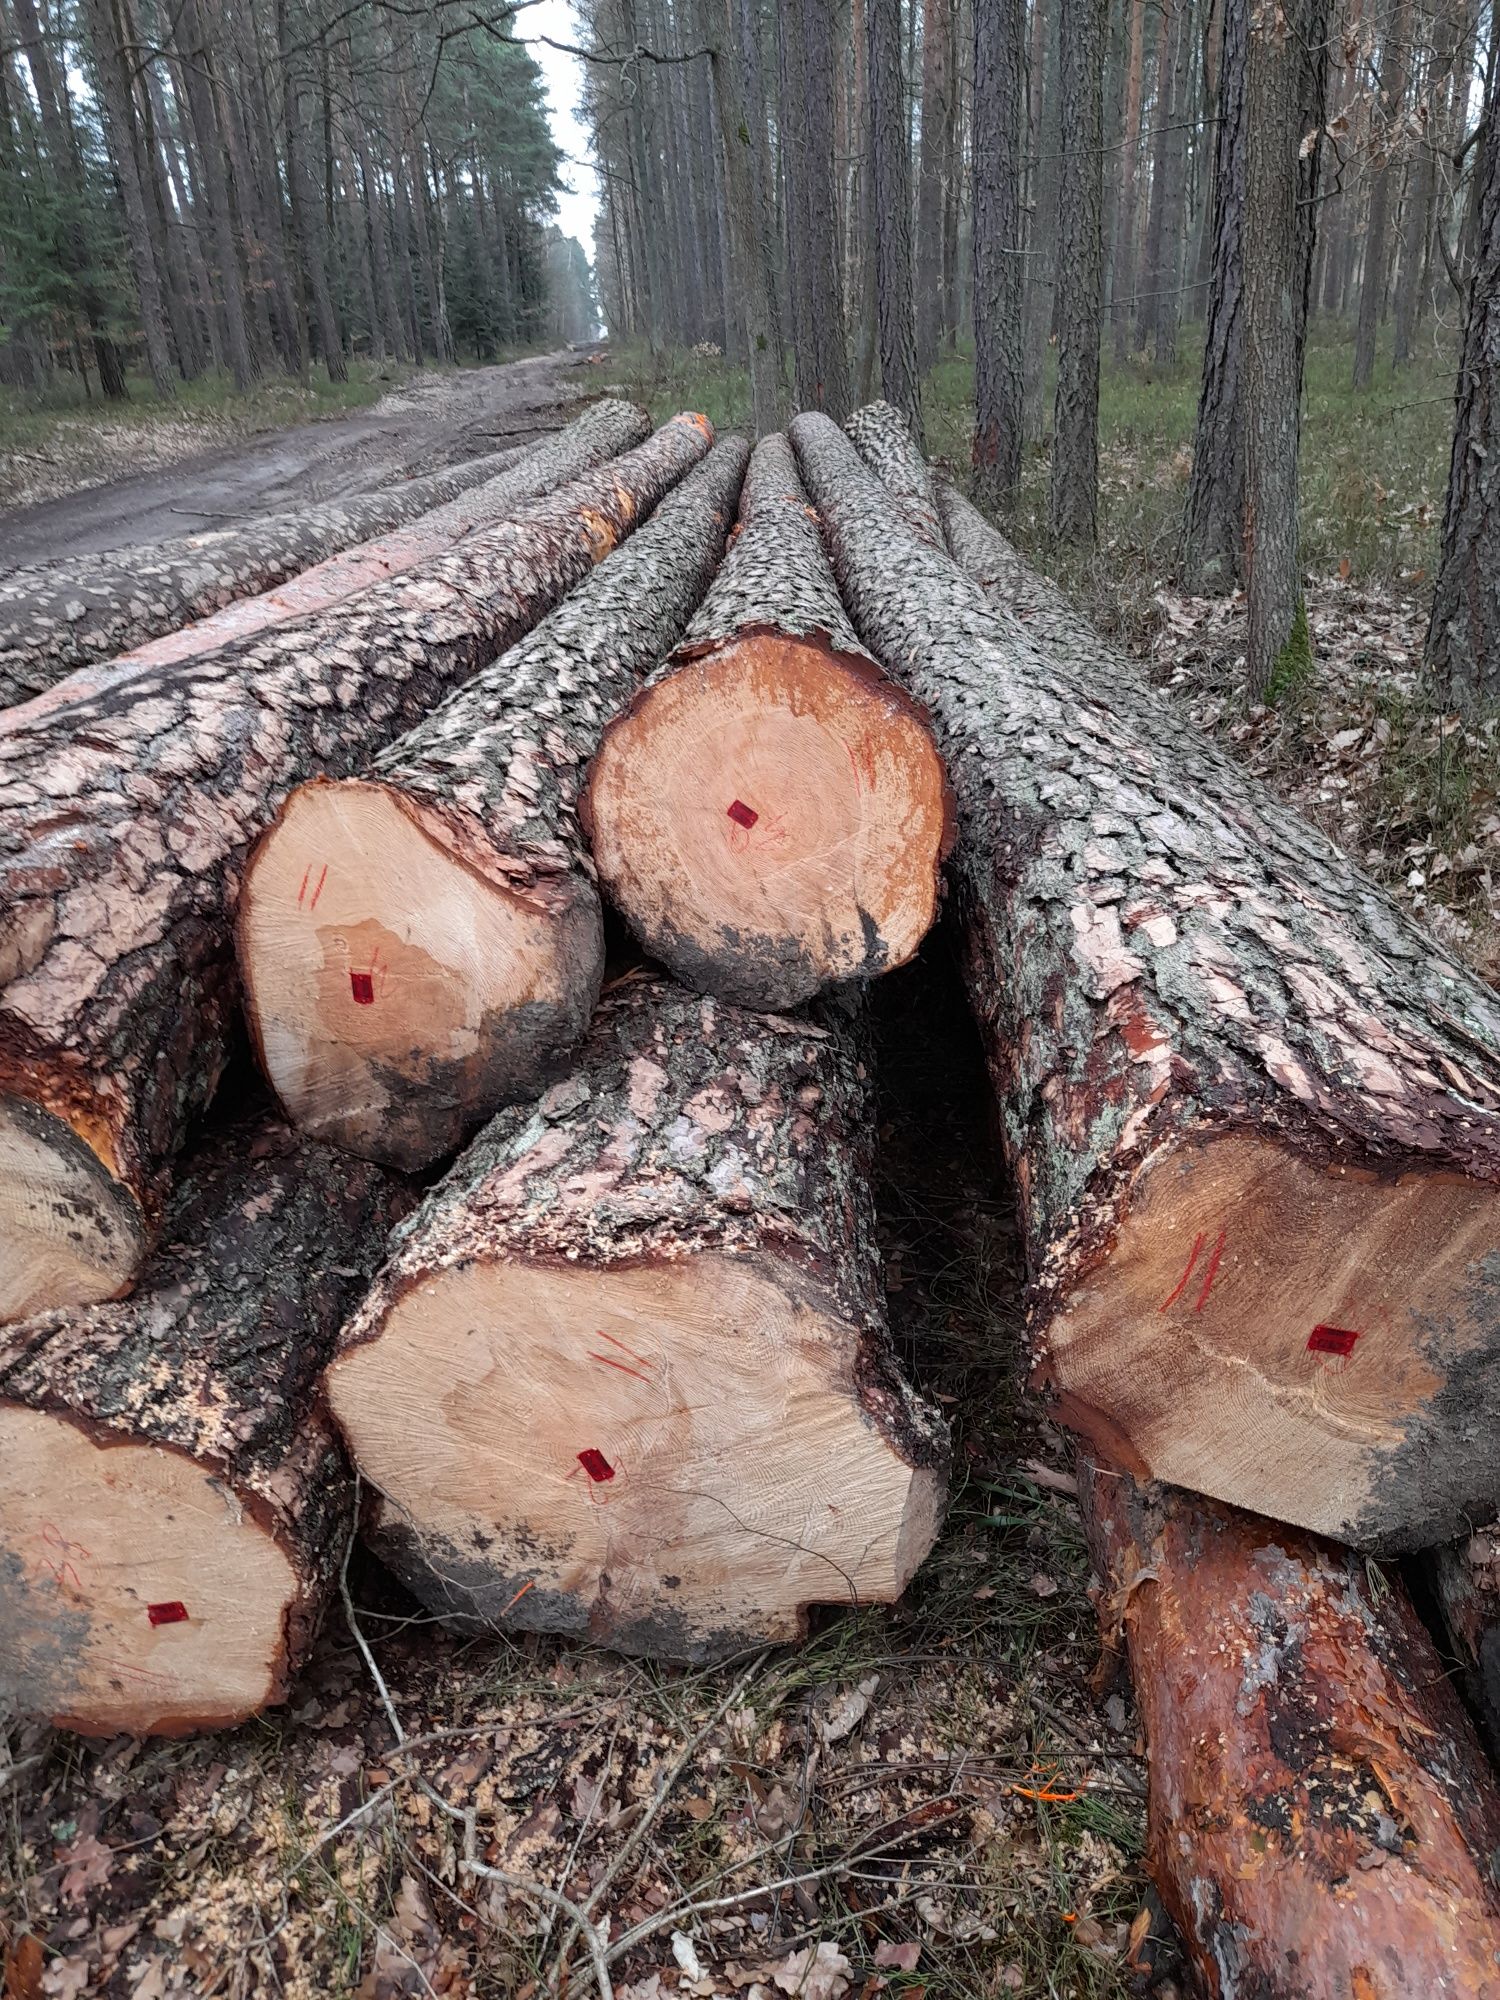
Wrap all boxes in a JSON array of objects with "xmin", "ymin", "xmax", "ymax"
[
  {"xmin": 872, "ymin": 1942, "xmax": 920, "ymax": 1972},
  {"xmin": 58, "ymin": 1836, "xmax": 112, "ymax": 1907},
  {"xmin": 769, "ymin": 1942, "xmax": 852, "ymax": 2000}
]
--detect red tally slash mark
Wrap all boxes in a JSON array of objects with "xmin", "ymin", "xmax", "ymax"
[
  {"xmin": 349, "ymin": 971, "xmax": 375, "ymax": 1005},
  {"xmin": 298, "ymin": 863, "xmax": 328, "ymax": 911},
  {"xmin": 577, "ymin": 1449, "xmax": 615, "ymax": 1483},
  {"xmin": 1159, "ymin": 1229, "xmax": 1227, "ymax": 1314},
  {"xmin": 1307, "ymin": 1324, "xmax": 1361, "ymax": 1359},
  {"xmin": 726, "ymin": 799, "xmax": 758, "ymax": 829},
  {"xmin": 147, "ymin": 1601, "xmax": 189, "ymax": 1626}
]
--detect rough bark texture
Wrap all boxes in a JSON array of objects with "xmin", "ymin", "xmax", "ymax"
[
  {"xmin": 0, "ymin": 399, "xmax": 651, "ymax": 707},
  {"xmin": 1182, "ymin": 0, "xmax": 1248, "ymax": 589},
  {"xmin": 867, "ymin": 0, "xmax": 923, "ymax": 435},
  {"xmin": 971, "ymin": 0, "xmax": 1027, "ymax": 503},
  {"xmin": 1112, "ymin": 0, "xmax": 1146, "ymax": 363},
  {"xmin": 1426, "ymin": 29, "xmax": 1500, "ymax": 702},
  {"xmin": 0, "ymin": 1120, "xmax": 403, "ymax": 1736},
  {"xmin": 0, "ymin": 412, "xmax": 715, "ymax": 1326},
  {"xmin": 916, "ymin": 0, "xmax": 954, "ymax": 373},
  {"xmin": 328, "ymin": 971, "xmax": 949, "ymax": 1660},
  {"xmin": 782, "ymin": 0, "xmax": 851, "ymax": 417},
  {"xmin": 1080, "ymin": 1461, "xmax": 1500, "ymax": 2000},
  {"xmin": 1047, "ymin": 0, "xmax": 1105, "ymax": 544},
  {"xmin": 238, "ymin": 436, "xmax": 749, "ymax": 1171},
  {"xmin": 1354, "ymin": 0, "xmax": 1410, "ymax": 390},
  {"xmin": 585, "ymin": 433, "xmax": 951, "ymax": 1008},
  {"xmin": 796, "ymin": 412, "xmax": 1500, "ymax": 1553},
  {"xmin": 1430, "ymin": 1524, "xmax": 1500, "ymax": 1759},
  {"xmin": 843, "ymin": 401, "xmax": 948, "ymax": 549}
]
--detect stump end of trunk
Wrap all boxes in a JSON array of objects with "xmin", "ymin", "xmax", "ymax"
[
  {"xmin": 328, "ymin": 1247, "xmax": 946, "ymax": 1660},
  {"xmin": 584, "ymin": 629, "xmax": 952, "ymax": 1010},
  {"xmin": 0, "ymin": 1094, "xmax": 145, "ymax": 1324},
  {"xmin": 239, "ymin": 779, "xmax": 604, "ymax": 1170},
  {"xmin": 1048, "ymin": 1129, "xmax": 1500, "ymax": 1549},
  {"xmin": 0, "ymin": 1404, "xmax": 312, "ymax": 1735}
]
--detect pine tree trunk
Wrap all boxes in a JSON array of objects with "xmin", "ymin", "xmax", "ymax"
[
  {"xmin": 1425, "ymin": 29, "xmax": 1500, "ymax": 702},
  {"xmin": 1080, "ymin": 1461, "xmax": 1500, "ymax": 1998},
  {"xmin": 1181, "ymin": 0, "xmax": 1247, "ymax": 588},
  {"xmin": 0, "ymin": 415, "xmax": 715, "ymax": 1326},
  {"xmin": 916, "ymin": 0, "xmax": 954, "ymax": 371},
  {"xmin": 0, "ymin": 1121, "xmax": 403, "ymax": 1737},
  {"xmin": 83, "ymin": 0, "xmax": 176, "ymax": 398},
  {"xmin": 1022, "ymin": 0, "xmax": 1061, "ymax": 437},
  {"xmin": 971, "ymin": 0, "xmax": 1027, "ymax": 502},
  {"xmin": 586, "ymin": 431, "xmax": 950, "ymax": 1010},
  {"xmin": 0, "ymin": 400, "xmax": 652, "ymax": 706},
  {"xmin": 327, "ymin": 971, "xmax": 949, "ymax": 1660},
  {"xmin": 1151, "ymin": 0, "xmax": 1195, "ymax": 364},
  {"xmin": 1355, "ymin": 0, "xmax": 1411, "ymax": 388},
  {"xmin": 868, "ymin": 0, "xmax": 923, "ymax": 432},
  {"xmin": 1135, "ymin": 0, "xmax": 1175, "ymax": 352},
  {"xmin": 1243, "ymin": 0, "xmax": 1308, "ymax": 696},
  {"xmin": 1113, "ymin": 0, "xmax": 1146, "ymax": 359},
  {"xmin": 782, "ymin": 0, "xmax": 852, "ymax": 415},
  {"xmin": 239, "ymin": 438, "xmax": 748, "ymax": 1172},
  {"xmin": 1048, "ymin": 0, "xmax": 1106, "ymax": 543},
  {"xmin": 172, "ymin": 0, "xmax": 256, "ymax": 391},
  {"xmin": 797, "ymin": 411, "xmax": 1500, "ymax": 1553}
]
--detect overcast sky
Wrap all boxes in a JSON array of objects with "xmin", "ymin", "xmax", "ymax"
[{"xmin": 528, "ymin": 0, "xmax": 603, "ymax": 253}]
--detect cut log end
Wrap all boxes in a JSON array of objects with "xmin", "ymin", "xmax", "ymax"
[
  {"xmin": 585, "ymin": 631, "xmax": 951, "ymax": 1010},
  {"xmin": 0, "ymin": 1406, "xmax": 300, "ymax": 1735},
  {"xmin": 0, "ymin": 1096, "xmax": 144, "ymax": 1323},
  {"xmin": 328, "ymin": 1251, "xmax": 945, "ymax": 1661},
  {"xmin": 239, "ymin": 781, "xmax": 602, "ymax": 1170},
  {"xmin": 1047, "ymin": 1130, "xmax": 1500, "ymax": 1547}
]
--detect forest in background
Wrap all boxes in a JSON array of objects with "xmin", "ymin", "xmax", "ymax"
[
  {"xmin": 0, "ymin": 0, "xmax": 599, "ymax": 406},
  {"xmin": 578, "ymin": 0, "xmax": 1498, "ymax": 707}
]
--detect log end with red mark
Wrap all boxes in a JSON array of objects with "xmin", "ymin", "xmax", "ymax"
[
  {"xmin": 727, "ymin": 799, "xmax": 759, "ymax": 830},
  {"xmin": 1307, "ymin": 1324, "xmax": 1361, "ymax": 1359},
  {"xmin": 147, "ymin": 1601, "xmax": 189, "ymax": 1626},
  {"xmin": 577, "ymin": 1448, "xmax": 615, "ymax": 1483}
]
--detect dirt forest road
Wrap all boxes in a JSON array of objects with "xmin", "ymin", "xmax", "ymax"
[{"xmin": 0, "ymin": 347, "xmax": 613, "ymax": 568}]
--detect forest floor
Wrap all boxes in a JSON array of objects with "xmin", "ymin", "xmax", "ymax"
[{"xmin": 0, "ymin": 347, "xmax": 598, "ymax": 561}]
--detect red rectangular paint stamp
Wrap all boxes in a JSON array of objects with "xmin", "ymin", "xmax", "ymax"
[
  {"xmin": 147, "ymin": 1601, "xmax": 189, "ymax": 1626},
  {"xmin": 1307, "ymin": 1324, "xmax": 1361, "ymax": 1359},
  {"xmin": 577, "ymin": 1449, "xmax": 615, "ymax": 1483},
  {"xmin": 726, "ymin": 800, "xmax": 758, "ymax": 829},
  {"xmin": 349, "ymin": 971, "xmax": 375, "ymax": 1005}
]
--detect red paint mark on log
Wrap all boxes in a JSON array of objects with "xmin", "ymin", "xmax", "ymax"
[
  {"xmin": 590, "ymin": 1353, "xmax": 652, "ymax": 1383},
  {"xmin": 1308, "ymin": 1324, "xmax": 1361, "ymax": 1358},
  {"xmin": 297, "ymin": 866, "xmax": 311, "ymax": 907},
  {"xmin": 308, "ymin": 864, "xmax": 329, "ymax": 911},
  {"xmin": 727, "ymin": 799, "xmax": 758, "ymax": 829},
  {"xmin": 577, "ymin": 1449, "xmax": 615, "ymax": 1483},
  {"xmin": 1193, "ymin": 1230, "xmax": 1228, "ymax": 1312},
  {"xmin": 147, "ymin": 1601, "xmax": 189, "ymax": 1626},
  {"xmin": 1159, "ymin": 1234, "xmax": 1204, "ymax": 1313},
  {"xmin": 350, "ymin": 971, "xmax": 375, "ymax": 1005},
  {"xmin": 595, "ymin": 1328, "xmax": 649, "ymax": 1365}
]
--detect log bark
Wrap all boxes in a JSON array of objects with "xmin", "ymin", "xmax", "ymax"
[
  {"xmin": 793, "ymin": 410, "xmax": 1500, "ymax": 1553},
  {"xmin": 0, "ymin": 413, "xmax": 715, "ymax": 1328},
  {"xmin": 0, "ymin": 1120, "xmax": 403, "ymax": 1737},
  {"xmin": 1080, "ymin": 1461, "xmax": 1500, "ymax": 2000},
  {"xmin": 327, "ymin": 970, "xmax": 949, "ymax": 1661},
  {"xmin": 842, "ymin": 402, "xmax": 948, "ymax": 549},
  {"xmin": 237, "ymin": 437, "xmax": 750, "ymax": 1172},
  {"xmin": 0, "ymin": 399, "xmax": 651, "ymax": 709},
  {"xmin": 584, "ymin": 434, "xmax": 951, "ymax": 1010}
]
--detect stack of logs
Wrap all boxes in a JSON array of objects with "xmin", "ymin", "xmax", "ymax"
[{"xmin": 4, "ymin": 389, "xmax": 1500, "ymax": 1992}]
